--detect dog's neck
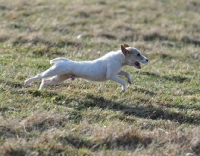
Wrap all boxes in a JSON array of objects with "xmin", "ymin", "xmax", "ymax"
[{"xmin": 116, "ymin": 50, "xmax": 127, "ymax": 66}]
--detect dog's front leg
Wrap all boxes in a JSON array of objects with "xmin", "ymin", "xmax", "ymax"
[
  {"xmin": 118, "ymin": 70, "xmax": 132, "ymax": 84},
  {"xmin": 107, "ymin": 75, "xmax": 127, "ymax": 92}
]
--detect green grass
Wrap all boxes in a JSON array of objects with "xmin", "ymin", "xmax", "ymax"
[{"xmin": 0, "ymin": 0, "xmax": 200, "ymax": 155}]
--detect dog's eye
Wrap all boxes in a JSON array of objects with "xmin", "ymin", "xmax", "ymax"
[{"xmin": 137, "ymin": 53, "xmax": 141, "ymax": 57}]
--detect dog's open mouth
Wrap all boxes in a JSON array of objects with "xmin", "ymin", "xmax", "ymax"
[{"xmin": 135, "ymin": 62, "xmax": 141, "ymax": 69}]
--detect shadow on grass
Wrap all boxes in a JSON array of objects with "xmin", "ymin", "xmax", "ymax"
[
  {"xmin": 64, "ymin": 94, "xmax": 200, "ymax": 125},
  {"xmin": 141, "ymin": 71, "xmax": 190, "ymax": 83},
  {"xmin": 59, "ymin": 131, "xmax": 152, "ymax": 151},
  {"xmin": 192, "ymin": 141, "xmax": 200, "ymax": 155},
  {"xmin": 26, "ymin": 89, "xmax": 200, "ymax": 128},
  {"xmin": 102, "ymin": 130, "xmax": 152, "ymax": 150},
  {"xmin": 0, "ymin": 126, "xmax": 18, "ymax": 139}
]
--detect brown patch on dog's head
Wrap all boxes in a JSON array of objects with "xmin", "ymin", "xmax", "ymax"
[
  {"xmin": 123, "ymin": 44, "xmax": 129, "ymax": 48},
  {"xmin": 121, "ymin": 44, "xmax": 130, "ymax": 55}
]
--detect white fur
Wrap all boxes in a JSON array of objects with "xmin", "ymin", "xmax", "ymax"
[
  {"xmin": 50, "ymin": 58, "xmax": 69, "ymax": 64},
  {"xmin": 24, "ymin": 44, "xmax": 148, "ymax": 92}
]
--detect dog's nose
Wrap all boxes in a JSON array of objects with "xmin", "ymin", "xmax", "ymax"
[{"xmin": 146, "ymin": 59, "xmax": 148, "ymax": 62}]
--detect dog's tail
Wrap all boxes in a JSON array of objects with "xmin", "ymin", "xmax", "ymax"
[{"xmin": 50, "ymin": 57, "xmax": 69, "ymax": 64}]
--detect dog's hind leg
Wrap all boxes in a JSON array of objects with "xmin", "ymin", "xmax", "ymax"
[
  {"xmin": 24, "ymin": 73, "xmax": 44, "ymax": 86},
  {"xmin": 38, "ymin": 74, "xmax": 72, "ymax": 90},
  {"xmin": 24, "ymin": 63, "xmax": 68, "ymax": 86}
]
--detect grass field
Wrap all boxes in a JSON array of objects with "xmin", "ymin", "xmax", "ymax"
[{"xmin": 0, "ymin": 0, "xmax": 200, "ymax": 155}]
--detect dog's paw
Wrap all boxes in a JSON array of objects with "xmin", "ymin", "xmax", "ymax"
[
  {"xmin": 128, "ymin": 79, "xmax": 133, "ymax": 84},
  {"xmin": 24, "ymin": 79, "xmax": 30, "ymax": 86},
  {"xmin": 121, "ymin": 85, "xmax": 127, "ymax": 92}
]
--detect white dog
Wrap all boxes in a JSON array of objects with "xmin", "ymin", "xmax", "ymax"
[{"xmin": 24, "ymin": 44, "xmax": 148, "ymax": 92}]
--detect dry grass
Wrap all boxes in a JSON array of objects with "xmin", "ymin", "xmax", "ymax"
[{"xmin": 0, "ymin": 0, "xmax": 200, "ymax": 155}]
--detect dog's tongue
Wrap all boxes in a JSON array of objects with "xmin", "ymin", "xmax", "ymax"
[{"xmin": 135, "ymin": 62, "xmax": 141, "ymax": 69}]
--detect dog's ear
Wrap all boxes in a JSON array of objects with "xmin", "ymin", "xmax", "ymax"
[
  {"xmin": 121, "ymin": 45, "xmax": 130, "ymax": 55},
  {"xmin": 123, "ymin": 44, "xmax": 129, "ymax": 48}
]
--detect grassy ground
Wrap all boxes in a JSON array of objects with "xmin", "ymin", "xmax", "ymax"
[{"xmin": 0, "ymin": 0, "xmax": 200, "ymax": 155}]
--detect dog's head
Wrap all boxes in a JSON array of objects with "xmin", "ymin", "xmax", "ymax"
[{"xmin": 121, "ymin": 44, "xmax": 148, "ymax": 69}]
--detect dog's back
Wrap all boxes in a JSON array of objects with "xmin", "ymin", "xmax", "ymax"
[{"xmin": 50, "ymin": 58, "xmax": 69, "ymax": 64}]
